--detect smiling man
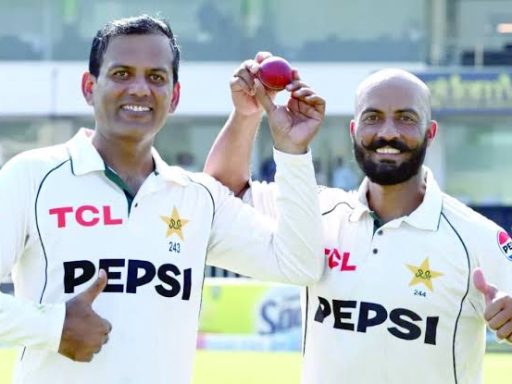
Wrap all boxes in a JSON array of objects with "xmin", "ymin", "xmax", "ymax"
[
  {"xmin": 0, "ymin": 17, "xmax": 326, "ymax": 384},
  {"xmin": 205, "ymin": 64, "xmax": 512, "ymax": 384}
]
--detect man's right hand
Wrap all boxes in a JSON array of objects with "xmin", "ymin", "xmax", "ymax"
[
  {"xmin": 230, "ymin": 51, "xmax": 276, "ymax": 116},
  {"xmin": 58, "ymin": 269, "xmax": 112, "ymax": 362}
]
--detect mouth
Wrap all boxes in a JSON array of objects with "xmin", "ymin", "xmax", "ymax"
[
  {"xmin": 120, "ymin": 104, "xmax": 153, "ymax": 113},
  {"xmin": 375, "ymin": 146, "xmax": 401, "ymax": 155}
]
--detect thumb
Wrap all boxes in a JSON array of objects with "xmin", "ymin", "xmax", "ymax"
[
  {"xmin": 473, "ymin": 267, "xmax": 497, "ymax": 304},
  {"xmin": 80, "ymin": 269, "xmax": 107, "ymax": 304},
  {"xmin": 253, "ymin": 78, "xmax": 277, "ymax": 115}
]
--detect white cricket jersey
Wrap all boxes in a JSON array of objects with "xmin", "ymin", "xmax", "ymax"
[
  {"xmin": 0, "ymin": 129, "xmax": 323, "ymax": 384},
  {"xmin": 249, "ymin": 168, "xmax": 512, "ymax": 384}
]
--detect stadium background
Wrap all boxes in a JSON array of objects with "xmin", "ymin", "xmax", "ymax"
[{"xmin": 0, "ymin": 0, "xmax": 511, "ymax": 382}]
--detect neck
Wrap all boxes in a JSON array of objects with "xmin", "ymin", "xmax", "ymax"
[
  {"xmin": 92, "ymin": 131, "xmax": 155, "ymax": 194},
  {"xmin": 366, "ymin": 170, "xmax": 426, "ymax": 223}
]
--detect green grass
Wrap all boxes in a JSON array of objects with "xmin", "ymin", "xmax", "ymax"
[{"xmin": 1, "ymin": 349, "xmax": 510, "ymax": 383}]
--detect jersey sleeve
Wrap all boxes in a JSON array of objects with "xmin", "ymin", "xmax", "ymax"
[
  {"xmin": 471, "ymin": 221, "xmax": 512, "ymax": 345},
  {"xmin": 0, "ymin": 154, "xmax": 65, "ymax": 351},
  {"xmin": 205, "ymin": 148, "xmax": 324, "ymax": 285},
  {"xmin": 476, "ymin": 224, "xmax": 512, "ymax": 296},
  {"xmin": 243, "ymin": 179, "xmax": 278, "ymax": 218}
]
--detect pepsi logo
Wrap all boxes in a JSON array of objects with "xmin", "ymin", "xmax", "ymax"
[{"xmin": 497, "ymin": 230, "xmax": 512, "ymax": 261}]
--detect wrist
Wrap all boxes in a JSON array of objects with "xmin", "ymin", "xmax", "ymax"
[
  {"xmin": 273, "ymin": 142, "xmax": 308, "ymax": 155},
  {"xmin": 231, "ymin": 108, "xmax": 263, "ymax": 120}
]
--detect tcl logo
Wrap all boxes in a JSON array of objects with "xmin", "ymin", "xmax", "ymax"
[
  {"xmin": 49, "ymin": 205, "xmax": 123, "ymax": 228},
  {"xmin": 325, "ymin": 248, "xmax": 356, "ymax": 271}
]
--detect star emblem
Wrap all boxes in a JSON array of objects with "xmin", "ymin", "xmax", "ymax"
[
  {"xmin": 406, "ymin": 257, "xmax": 443, "ymax": 292},
  {"xmin": 160, "ymin": 207, "xmax": 189, "ymax": 240}
]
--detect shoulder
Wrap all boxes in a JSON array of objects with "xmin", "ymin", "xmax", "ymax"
[
  {"xmin": 1, "ymin": 144, "xmax": 70, "ymax": 182},
  {"xmin": 440, "ymin": 193, "xmax": 505, "ymax": 254},
  {"xmin": 179, "ymin": 170, "xmax": 234, "ymax": 206},
  {"xmin": 185, "ymin": 170, "xmax": 225, "ymax": 191},
  {"xmin": 441, "ymin": 194, "xmax": 499, "ymax": 233}
]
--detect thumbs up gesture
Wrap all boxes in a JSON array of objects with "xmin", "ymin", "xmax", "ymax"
[
  {"xmin": 473, "ymin": 268, "xmax": 512, "ymax": 342},
  {"xmin": 58, "ymin": 270, "xmax": 112, "ymax": 362}
]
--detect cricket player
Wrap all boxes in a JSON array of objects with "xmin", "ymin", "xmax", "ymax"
[
  {"xmin": 204, "ymin": 55, "xmax": 512, "ymax": 384},
  {"xmin": 0, "ymin": 18, "xmax": 326, "ymax": 384}
]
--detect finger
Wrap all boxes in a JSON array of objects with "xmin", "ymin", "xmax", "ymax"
[
  {"xmin": 291, "ymin": 68, "xmax": 300, "ymax": 81},
  {"xmin": 80, "ymin": 269, "xmax": 107, "ymax": 304},
  {"xmin": 232, "ymin": 63, "xmax": 255, "ymax": 83},
  {"xmin": 473, "ymin": 267, "xmax": 497, "ymax": 303},
  {"xmin": 235, "ymin": 59, "xmax": 254, "ymax": 73},
  {"xmin": 287, "ymin": 80, "xmax": 308, "ymax": 93},
  {"xmin": 103, "ymin": 319, "xmax": 112, "ymax": 334},
  {"xmin": 304, "ymin": 94, "xmax": 326, "ymax": 114},
  {"xmin": 231, "ymin": 60, "xmax": 256, "ymax": 80},
  {"xmin": 288, "ymin": 92, "xmax": 326, "ymax": 117},
  {"xmin": 231, "ymin": 72, "xmax": 255, "ymax": 95},
  {"xmin": 495, "ymin": 318, "xmax": 512, "ymax": 340},
  {"xmin": 75, "ymin": 352, "xmax": 94, "ymax": 362},
  {"xmin": 487, "ymin": 306, "xmax": 512, "ymax": 330},
  {"xmin": 484, "ymin": 295, "xmax": 511, "ymax": 322},
  {"xmin": 253, "ymin": 78, "xmax": 276, "ymax": 115},
  {"xmin": 292, "ymin": 87, "xmax": 315, "ymax": 99},
  {"xmin": 255, "ymin": 51, "xmax": 272, "ymax": 63}
]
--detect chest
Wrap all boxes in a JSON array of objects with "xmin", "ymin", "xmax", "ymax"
[
  {"xmin": 27, "ymin": 173, "xmax": 213, "ymax": 301},
  {"xmin": 318, "ymin": 213, "xmax": 472, "ymax": 315}
]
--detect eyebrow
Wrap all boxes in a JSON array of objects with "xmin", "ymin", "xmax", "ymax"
[
  {"xmin": 394, "ymin": 108, "xmax": 420, "ymax": 117},
  {"xmin": 107, "ymin": 63, "xmax": 170, "ymax": 73},
  {"xmin": 360, "ymin": 108, "xmax": 420, "ymax": 117},
  {"xmin": 360, "ymin": 108, "xmax": 382, "ymax": 115}
]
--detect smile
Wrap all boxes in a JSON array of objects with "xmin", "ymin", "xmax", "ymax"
[
  {"xmin": 121, "ymin": 104, "xmax": 152, "ymax": 112},
  {"xmin": 375, "ymin": 146, "xmax": 401, "ymax": 154}
]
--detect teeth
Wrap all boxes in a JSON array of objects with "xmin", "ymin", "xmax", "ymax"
[
  {"xmin": 376, "ymin": 146, "xmax": 400, "ymax": 154},
  {"xmin": 122, "ymin": 105, "xmax": 150, "ymax": 112}
]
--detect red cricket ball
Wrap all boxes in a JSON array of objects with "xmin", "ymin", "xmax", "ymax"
[{"xmin": 257, "ymin": 56, "xmax": 293, "ymax": 91}]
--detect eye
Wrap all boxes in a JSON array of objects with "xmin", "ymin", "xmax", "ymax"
[
  {"xmin": 362, "ymin": 113, "xmax": 380, "ymax": 124},
  {"xmin": 149, "ymin": 73, "xmax": 166, "ymax": 84},
  {"xmin": 398, "ymin": 113, "xmax": 417, "ymax": 123},
  {"xmin": 111, "ymin": 70, "xmax": 129, "ymax": 80}
]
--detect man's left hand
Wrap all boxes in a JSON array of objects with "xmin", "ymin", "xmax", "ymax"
[
  {"xmin": 254, "ymin": 77, "xmax": 326, "ymax": 154},
  {"xmin": 473, "ymin": 267, "xmax": 512, "ymax": 342}
]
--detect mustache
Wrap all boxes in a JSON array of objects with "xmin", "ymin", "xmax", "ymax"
[{"xmin": 362, "ymin": 139, "xmax": 411, "ymax": 152}]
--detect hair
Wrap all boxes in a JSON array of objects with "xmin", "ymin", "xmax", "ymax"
[{"xmin": 88, "ymin": 14, "xmax": 180, "ymax": 84}]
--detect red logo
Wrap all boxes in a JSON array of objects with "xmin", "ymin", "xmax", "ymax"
[
  {"xmin": 49, "ymin": 205, "xmax": 123, "ymax": 228},
  {"xmin": 325, "ymin": 248, "xmax": 357, "ymax": 271},
  {"xmin": 497, "ymin": 230, "xmax": 512, "ymax": 261}
]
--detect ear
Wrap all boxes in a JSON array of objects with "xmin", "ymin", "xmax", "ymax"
[
  {"xmin": 81, "ymin": 72, "xmax": 96, "ymax": 106},
  {"xmin": 169, "ymin": 82, "xmax": 181, "ymax": 113},
  {"xmin": 349, "ymin": 119, "xmax": 356, "ymax": 140},
  {"xmin": 426, "ymin": 120, "xmax": 438, "ymax": 144}
]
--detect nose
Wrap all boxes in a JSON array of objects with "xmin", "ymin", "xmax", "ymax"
[
  {"xmin": 127, "ymin": 76, "xmax": 151, "ymax": 97},
  {"xmin": 376, "ymin": 118, "xmax": 400, "ymax": 141}
]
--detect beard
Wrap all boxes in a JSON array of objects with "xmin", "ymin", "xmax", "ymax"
[{"xmin": 353, "ymin": 134, "xmax": 428, "ymax": 186}]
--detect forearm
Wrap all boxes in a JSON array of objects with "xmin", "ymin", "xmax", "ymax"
[
  {"xmin": 0, "ymin": 292, "xmax": 65, "ymax": 350},
  {"xmin": 204, "ymin": 110, "xmax": 262, "ymax": 196},
  {"xmin": 206, "ymin": 149, "xmax": 324, "ymax": 285},
  {"xmin": 269, "ymin": 148, "xmax": 324, "ymax": 283}
]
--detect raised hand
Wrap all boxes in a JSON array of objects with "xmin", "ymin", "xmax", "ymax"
[
  {"xmin": 473, "ymin": 267, "xmax": 512, "ymax": 342},
  {"xmin": 230, "ymin": 52, "xmax": 276, "ymax": 116},
  {"xmin": 58, "ymin": 269, "xmax": 112, "ymax": 362},
  {"xmin": 254, "ymin": 77, "xmax": 326, "ymax": 154}
]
